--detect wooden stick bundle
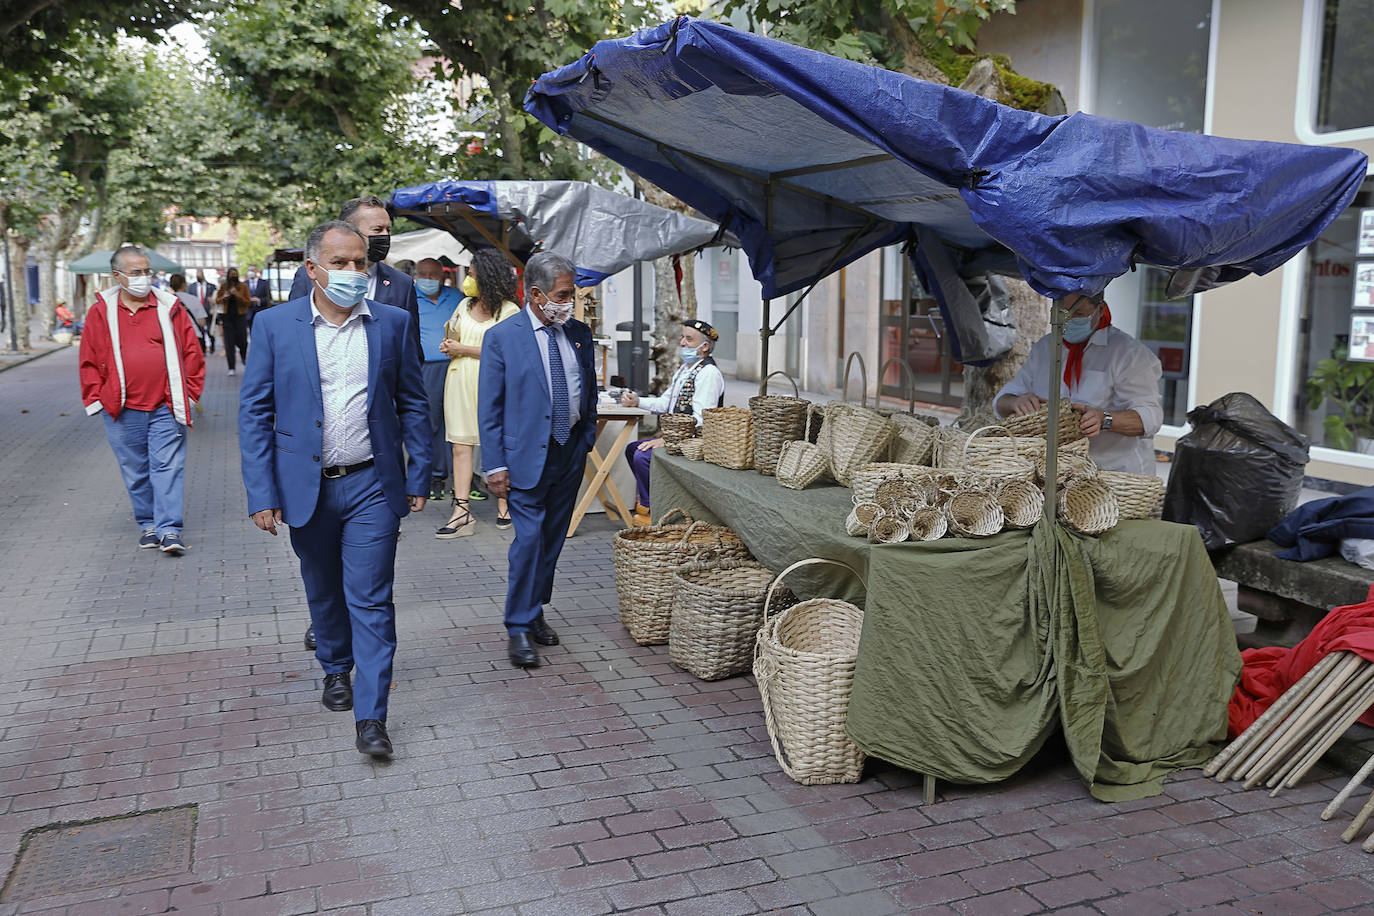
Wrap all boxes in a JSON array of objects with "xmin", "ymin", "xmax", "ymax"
[{"xmin": 1235, "ymin": 653, "xmax": 1362, "ymax": 788}]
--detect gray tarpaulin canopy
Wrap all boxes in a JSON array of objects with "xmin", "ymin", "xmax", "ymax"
[{"xmin": 389, "ymin": 179, "xmax": 734, "ymax": 287}]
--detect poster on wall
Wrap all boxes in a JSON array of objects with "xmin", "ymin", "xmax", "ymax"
[
  {"xmin": 1360, "ymin": 209, "xmax": 1374, "ymax": 256},
  {"xmin": 1351, "ymin": 313, "xmax": 1374, "ymax": 362},
  {"xmin": 1354, "ymin": 263, "xmax": 1374, "ymax": 311}
]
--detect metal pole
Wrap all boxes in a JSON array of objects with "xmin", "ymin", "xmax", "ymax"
[
  {"xmin": 1043, "ymin": 300, "xmax": 1065, "ymax": 526},
  {"xmin": 631, "ymin": 185, "xmax": 647, "ymax": 392},
  {"xmin": 758, "ymin": 181, "xmax": 776, "ymax": 397}
]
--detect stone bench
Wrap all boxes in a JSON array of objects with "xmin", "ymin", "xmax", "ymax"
[{"xmin": 1211, "ymin": 539, "xmax": 1374, "ymax": 647}]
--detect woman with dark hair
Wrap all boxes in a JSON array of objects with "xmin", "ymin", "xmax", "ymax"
[
  {"xmin": 215, "ymin": 267, "xmax": 252, "ymax": 375},
  {"xmin": 436, "ymin": 249, "xmax": 521, "ymax": 537}
]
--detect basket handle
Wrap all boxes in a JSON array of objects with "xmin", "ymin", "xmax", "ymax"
[
  {"xmin": 760, "ymin": 557, "xmax": 868, "ymax": 633},
  {"xmin": 655, "ymin": 507, "xmax": 693, "ymax": 527},
  {"xmin": 763, "ymin": 370, "xmax": 800, "ymax": 398},
  {"xmin": 804, "ymin": 402, "xmax": 823, "ymax": 439},
  {"xmin": 675, "ymin": 519, "xmax": 715, "ymax": 547},
  {"xmin": 840, "ymin": 351, "xmax": 869, "ymax": 408},
  {"xmin": 876, "ymin": 357, "xmax": 918, "ymax": 414},
  {"xmin": 958, "ymin": 424, "xmax": 1012, "ymax": 464}
]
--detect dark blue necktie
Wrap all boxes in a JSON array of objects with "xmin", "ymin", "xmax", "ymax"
[{"xmin": 545, "ymin": 326, "xmax": 570, "ymax": 445}]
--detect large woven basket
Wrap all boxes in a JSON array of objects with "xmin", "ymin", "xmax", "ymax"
[
  {"xmin": 946, "ymin": 490, "xmax": 1005, "ymax": 538},
  {"xmin": 824, "ymin": 403, "xmax": 895, "ymax": 487},
  {"xmin": 1058, "ymin": 478, "xmax": 1121, "ymax": 535},
  {"xmin": 658, "ymin": 414, "xmax": 698, "ymax": 456},
  {"xmin": 754, "ymin": 558, "xmax": 867, "ymax": 785},
  {"xmin": 670, "ymin": 557, "xmax": 783, "ymax": 681},
  {"xmin": 960, "ymin": 430, "xmax": 1035, "ymax": 489},
  {"xmin": 1001, "ymin": 400, "xmax": 1085, "ymax": 443},
  {"xmin": 776, "ymin": 441, "xmax": 829, "ymax": 490},
  {"xmin": 1097, "ymin": 470, "xmax": 1165, "ymax": 520},
  {"xmin": 702, "ymin": 406, "xmax": 755, "ymax": 470},
  {"xmin": 886, "ymin": 413, "xmax": 938, "ymax": 466},
  {"xmin": 749, "ymin": 393, "xmax": 810, "ymax": 477},
  {"xmin": 678, "ymin": 438, "xmax": 704, "ymax": 461},
  {"xmin": 612, "ymin": 508, "xmax": 751, "ymax": 645}
]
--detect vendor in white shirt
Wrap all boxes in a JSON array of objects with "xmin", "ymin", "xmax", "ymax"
[
  {"xmin": 620, "ymin": 319, "xmax": 726, "ymax": 517},
  {"xmin": 994, "ymin": 292, "xmax": 1163, "ymax": 475}
]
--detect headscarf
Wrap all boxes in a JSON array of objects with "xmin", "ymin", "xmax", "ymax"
[{"xmin": 1063, "ymin": 302, "xmax": 1112, "ymax": 391}]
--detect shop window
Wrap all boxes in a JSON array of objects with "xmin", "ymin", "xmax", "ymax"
[
  {"xmin": 1092, "ymin": 0, "xmax": 1211, "ymax": 133},
  {"xmin": 1314, "ymin": 0, "xmax": 1374, "ymax": 134},
  {"xmin": 1296, "ymin": 175, "xmax": 1374, "ymax": 455}
]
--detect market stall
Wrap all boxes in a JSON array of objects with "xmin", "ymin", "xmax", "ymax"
[{"xmin": 653, "ymin": 454, "xmax": 1239, "ymax": 801}]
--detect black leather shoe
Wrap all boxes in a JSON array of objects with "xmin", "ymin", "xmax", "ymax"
[
  {"xmin": 508, "ymin": 632, "xmax": 540, "ymax": 668},
  {"xmin": 304, "ymin": 624, "xmax": 316, "ymax": 651},
  {"xmin": 355, "ymin": 719, "xmax": 393, "ymax": 759},
  {"xmin": 529, "ymin": 615, "xmax": 560, "ymax": 647},
  {"xmin": 322, "ymin": 672, "xmax": 352, "ymax": 711}
]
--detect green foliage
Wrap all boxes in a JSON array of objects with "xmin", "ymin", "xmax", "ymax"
[
  {"xmin": 1306, "ymin": 345, "xmax": 1374, "ymax": 450},
  {"xmin": 232, "ymin": 220, "xmax": 275, "ymax": 268}
]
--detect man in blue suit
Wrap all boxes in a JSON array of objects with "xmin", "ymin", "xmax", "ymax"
[
  {"xmin": 479, "ymin": 251, "xmax": 597, "ymax": 668},
  {"xmin": 240, "ymin": 220, "xmax": 432, "ymax": 759},
  {"xmin": 291, "ymin": 194, "xmax": 420, "ymax": 653}
]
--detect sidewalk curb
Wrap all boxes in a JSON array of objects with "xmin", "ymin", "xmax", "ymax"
[{"xmin": 0, "ymin": 343, "xmax": 70, "ymax": 373}]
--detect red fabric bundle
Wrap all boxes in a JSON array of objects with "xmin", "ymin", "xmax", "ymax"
[{"xmin": 1229, "ymin": 584, "xmax": 1374, "ymax": 737}]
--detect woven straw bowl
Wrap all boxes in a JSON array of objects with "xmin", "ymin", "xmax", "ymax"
[
  {"xmin": 1058, "ymin": 478, "xmax": 1121, "ymax": 535},
  {"xmin": 867, "ymin": 512, "xmax": 911, "ymax": 544},
  {"xmin": 845, "ymin": 500, "xmax": 881, "ymax": 537},
  {"xmin": 679, "ymin": 438, "xmax": 705, "ymax": 461},
  {"xmin": 946, "ymin": 490, "xmax": 1005, "ymax": 538},
  {"xmin": 998, "ymin": 478, "xmax": 1045, "ymax": 529},
  {"xmin": 908, "ymin": 506, "xmax": 949, "ymax": 541}
]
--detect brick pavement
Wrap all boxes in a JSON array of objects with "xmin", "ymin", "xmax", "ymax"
[{"xmin": 2, "ymin": 348, "xmax": 1374, "ymax": 914}]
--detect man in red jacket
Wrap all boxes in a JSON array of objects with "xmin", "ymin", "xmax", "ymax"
[{"xmin": 79, "ymin": 246, "xmax": 206, "ymax": 555}]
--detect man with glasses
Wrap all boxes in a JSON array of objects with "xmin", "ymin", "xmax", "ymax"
[
  {"xmin": 995, "ymin": 292, "xmax": 1163, "ymax": 475},
  {"xmin": 79, "ymin": 246, "xmax": 206, "ymax": 555}
]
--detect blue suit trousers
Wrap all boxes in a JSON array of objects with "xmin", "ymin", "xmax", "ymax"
[
  {"xmin": 288, "ymin": 465, "xmax": 400, "ymax": 721},
  {"xmin": 504, "ymin": 435, "xmax": 585, "ymax": 634}
]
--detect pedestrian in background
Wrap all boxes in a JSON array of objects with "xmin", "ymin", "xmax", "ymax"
[
  {"xmin": 245, "ymin": 264, "xmax": 274, "ymax": 318},
  {"xmin": 478, "ymin": 251, "xmax": 596, "ymax": 667},
  {"xmin": 216, "ymin": 267, "xmax": 252, "ymax": 376},
  {"xmin": 189, "ymin": 270, "xmax": 217, "ymax": 354},
  {"xmin": 169, "ymin": 273, "xmax": 209, "ymax": 350},
  {"xmin": 437, "ymin": 249, "xmax": 519, "ymax": 539},
  {"xmin": 79, "ymin": 246, "xmax": 205, "ymax": 556},
  {"xmin": 413, "ymin": 257, "xmax": 458, "ymax": 501},
  {"xmin": 239, "ymin": 220, "xmax": 431, "ymax": 760}
]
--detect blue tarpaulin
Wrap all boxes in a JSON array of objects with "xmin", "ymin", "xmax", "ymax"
[
  {"xmin": 526, "ymin": 17, "xmax": 1367, "ymax": 307},
  {"xmin": 390, "ymin": 179, "xmax": 730, "ymax": 287}
]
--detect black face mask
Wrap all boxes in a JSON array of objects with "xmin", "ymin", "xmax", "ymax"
[{"xmin": 366, "ymin": 233, "xmax": 391, "ymax": 263}]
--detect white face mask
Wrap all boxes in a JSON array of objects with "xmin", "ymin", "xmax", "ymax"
[
  {"xmin": 540, "ymin": 297, "xmax": 574, "ymax": 326},
  {"xmin": 121, "ymin": 274, "xmax": 153, "ymax": 297}
]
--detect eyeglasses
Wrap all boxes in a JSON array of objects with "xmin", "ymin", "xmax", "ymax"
[{"xmin": 116, "ymin": 268, "xmax": 153, "ymax": 277}]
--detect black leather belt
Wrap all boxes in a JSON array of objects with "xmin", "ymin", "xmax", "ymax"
[{"xmin": 322, "ymin": 458, "xmax": 374, "ymax": 479}]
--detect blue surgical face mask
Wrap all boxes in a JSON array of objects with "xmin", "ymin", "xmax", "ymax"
[
  {"xmin": 1063, "ymin": 316, "xmax": 1095, "ymax": 344},
  {"xmin": 415, "ymin": 277, "xmax": 441, "ymax": 297},
  {"xmin": 315, "ymin": 269, "xmax": 368, "ymax": 308},
  {"xmin": 680, "ymin": 345, "xmax": 702, "ymax": 363}
]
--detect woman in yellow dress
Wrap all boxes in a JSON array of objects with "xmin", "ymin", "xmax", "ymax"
[{"xmin": 436, "ymin": 249, "xmax": 521, "ymax": 538}]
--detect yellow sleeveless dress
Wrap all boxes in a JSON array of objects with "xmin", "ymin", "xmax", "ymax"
[{"xmin": 443, "ymin": 297, "xmax": 520, "ymax": 445}]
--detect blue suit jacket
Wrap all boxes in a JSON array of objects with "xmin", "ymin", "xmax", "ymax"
[
  {"xmin": 478, "ymin": 310, "xmax": 598, "ymax": 490},
  {"xmin": 291, "ymin": 262, "xmax": 421, "ymax": 359},
  {"xmin": 238, "ymin": 295, "xmax": 433, "ymax": 527}
]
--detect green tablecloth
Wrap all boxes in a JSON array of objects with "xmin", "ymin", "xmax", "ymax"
[{"xmin": 652, "ymin": 453, "xmax": 1242, "ymax": 801}]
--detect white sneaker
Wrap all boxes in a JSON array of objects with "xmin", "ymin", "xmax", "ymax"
[{"xmin": 227, "ymin": 369, "xmax": 236, "ymax": 376}]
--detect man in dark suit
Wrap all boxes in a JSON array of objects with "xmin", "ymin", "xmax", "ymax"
[
  {"xmin": 239, "ymin": 220, "xmax": 432, "ymax": 759},
  {"xmin": 478, "ymin": 251, "xmax": 598, "ymax": 668},
  {"xmin": 291, "ymin": 194, "xmax": 420, "ymax": 653},
  {"xmin": 244, "ymin": 264, "xmax": 274, "ymax": 319},
  {"xmin": 289, "ymin": 195, "xmax": 420, "ymax": 359},
  {"xmin": 189, "ymin": 271, "xmax": 217, "ymax": 353}
]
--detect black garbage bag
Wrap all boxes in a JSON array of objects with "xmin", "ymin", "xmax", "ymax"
[{"xmin": 1162, "ymin": 392, "xmax": 1310, "ymax": 551}]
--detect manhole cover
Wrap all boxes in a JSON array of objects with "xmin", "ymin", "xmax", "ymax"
[{"xmin": 1, "ymin": 806, "xmax": 196, "ymax": 902}]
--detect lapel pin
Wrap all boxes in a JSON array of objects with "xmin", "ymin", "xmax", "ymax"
[{"xmin": 575, "ymin": 341, "xmax": 582, "ymax": 349}]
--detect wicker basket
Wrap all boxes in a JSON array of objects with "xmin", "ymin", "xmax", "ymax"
[
  {"xmin": 612, "ymin": 509, "xmax": 751, "ymax": 645},
  {"xmin": 872, "ymin": 475, "xmax": 924, "ymax": 508},
  {"xmin": 1001, "ymin": 400, "xmax": 1085, "ymax": 443},
  {"xmin": 658, "ymin": 413, "xmax": 699, "ymax": 456},
  {"xmin": 824, "ymin": 404, "xmax": 896, "ymax": 487},
  {"xmin": 754, "ymin": 558, "xmax": 867, "ymax": 785},
  {"xmin": 867, "ymin": 512, "xmax": 910, "ymax": 544},
  {"xmin": 845, "ymin": 500, "xmax": 881, "ymax": 537},
  {"xmin": 679, "ymin": 438, "xmax": 705, "ymax": 461},
  {"xmin": 776, "ymin": 441, "xmax": 828, "ymax": 490},
  {"xmin": 959, "ymin": 429, "xmax": 1035, "ymax": 489},
  {"xmin": 1097, "ymin": 470, "xmax": 1165, "ymax": 520},
  {"xmin": 702, "ymin": 406, "xmax": 755, "ymax": 470},
  {"xmin": 946, "ymin": 490, "xmax": 1005, "ymax": 538},
  {"xmin": 669, "ymin": 557, "xmax": 782, "ymax": 681},
  {"xmin": 749, "ymin": 394, "xmax": 809, "ymax": 476},
  {"xmin": 1058, "ymin": 478, "xmax": 1121, "ymax": 535},
  {"xmin": 851, "ymin": 463, "xmax": 928, "ymax": 504},
  {"xmin": 1034, "ymin": 441, "xmax": 1096, "ymax": 485},
  {"xmin": 886, "ymin": 413, "xmax": 938, "ymax": 466},
  {"xmin": 908, "ymin": 506, "xmax": 949, "ymax": 541},
  {"xmin": 998, "ymin": 478, "xmax": 1045, "ymax": 529}
]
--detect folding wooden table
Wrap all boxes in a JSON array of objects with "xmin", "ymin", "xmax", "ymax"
[{"xmin": 567, "ymin": 405, "xmax": 647, "ymax": 537}]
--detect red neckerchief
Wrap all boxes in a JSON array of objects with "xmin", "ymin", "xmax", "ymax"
[{"xmin": 1063, "ymin": 304, "xmax": 1111, "ymax": 391}]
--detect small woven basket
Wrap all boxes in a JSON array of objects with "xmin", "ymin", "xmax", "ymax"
[
  {"xmin": 1058, "ymin": 478, "xmax": 1121, "ymax": 535},
  {"xmin": 669, "ymin": 557, "xmax": 783, "ymax": 681},
  {"xmin": 851, "ymin": 463, "xmax": 928, "ymax": 504},
  {"xmin": 998, "ymin": 478, "xmax": 1045, "ymax": 529},
  {"xmin": 702, "ymin": 406, "xmax": 755, "ymax": 470},
  {"xmin": 946, "ymin": 490, "xmax": 1005, "ymax": 538},
  {"xmin": 658, "ymin": 413, "xmax": 698, "ymax": 456},
  {"xmin": 886, "ymin": 413, "xmax": 938, "ymax": 466},
  {"xmin": 844, "ymin": 500, "xmax": 882, "ymax": 537},
  {"xmin": 678, "ymin": 438, "xmax": 705, "ymax": 461},
  {"xmin": 612, "ymin": 509, "xmax": 751, "ymax": 645},
  {"xmin": 1097, "ymin": 470, "xmax": 1165, "ymax": 520},
  {"xmin": 1001, "ymin": 400, "xmax": 1085, "ymax": 443},
  {"xmin": 754, "ymin": 559, "xmax": 867, "ymax": 785},
  {"xmin": 824, "ymin": 403, "xmax": 896, "ymax": 487},
  {"xmin": 776, "ymin": 441, "xmax": 829, "ymax": 490},
  {"xmin": 908, "ymin": 506, "xmax": 949, "ymax": 541},
  {"xmin": 867, "ymin": 512, "xmax": 910, "ymax": 544},
  {"xmin": 872, "ymin": 475, "xmax": 924, "ymax": 508}
]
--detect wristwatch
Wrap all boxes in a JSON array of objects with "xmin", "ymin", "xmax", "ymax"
[{"xmin": 1102, "ymin": 411, "xmax": 1114, "ymax": 431}]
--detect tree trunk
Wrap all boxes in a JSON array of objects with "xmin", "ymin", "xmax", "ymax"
[
  {"xmin": 650, "ymin": 255, "xmax": 680, "ymax": 393},
  {"xmin": 486, "ymin": 67, "xmax": 524, "ymax": 173},
  {"xmin": 36, "ymin": 246, "xmax": 57, "ymax": 339},
  {"xmin": 9, "ymin": 236, "xmax": 31, "ymax": 350},
  {"xmin": 961, "ymin": 279, "xmax": 1049, "ymax": 416}
]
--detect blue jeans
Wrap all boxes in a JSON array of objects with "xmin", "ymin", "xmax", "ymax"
[{"xmin": 102, "ymin": 406, "xmax": 187, "ymax": 537}]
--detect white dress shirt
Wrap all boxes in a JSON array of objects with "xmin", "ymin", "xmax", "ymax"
[
  {"xmin": 527, "ymin": 306, "xmax": 582, "ymax": 430},
  {"xmin": 312, "ymin": 300, "xmax": 373, "ymax": 467},
  {"xmin": 639, "ymin": 359, "xmax": 726, "ymax": 426},
  {"xmin": 995, "ymin": 325, "xmax": 1163, "ymax": 475}
]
